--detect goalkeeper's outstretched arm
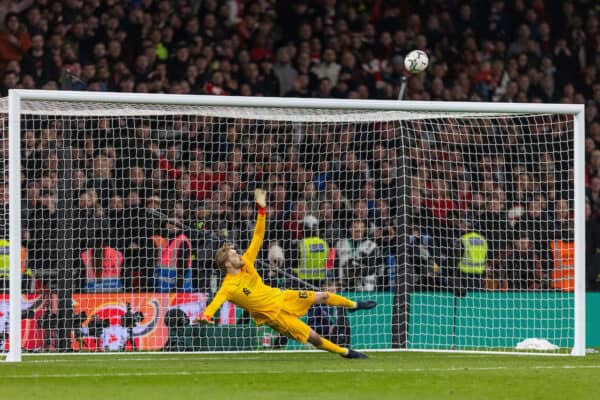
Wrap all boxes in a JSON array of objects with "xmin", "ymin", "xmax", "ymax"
[
  {"xmin": 198, "ymin": 189, "xmax": 267, "ymax": 324},
  {"xmin": 198, "ymin": 287, "xmax": 228, "ymax": 324},
  {"xmin": 243, "ymin": 189, "xmax": 267, "ymax": 264}
]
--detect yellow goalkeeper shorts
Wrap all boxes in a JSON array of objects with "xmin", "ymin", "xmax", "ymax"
[{"xmin": 266, "ymin": 290, "xmax": 315, "ymax": 343}]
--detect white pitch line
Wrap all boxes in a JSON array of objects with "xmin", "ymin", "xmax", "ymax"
[
  {"xmin": 18, "ymin": 352, "xmax": 575, "ymax": 364},
  {"xmin": 1, "ymin": 365, "xmax": 599, "ymax": 379},
  {"xmin": 21, "ymin": 356, "xmax": 266, "ymax": 363}
]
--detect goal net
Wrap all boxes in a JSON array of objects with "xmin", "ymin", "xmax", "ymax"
[{"xmin": 0, "ymin": 92, "xmax": 585, "ymax": 360}]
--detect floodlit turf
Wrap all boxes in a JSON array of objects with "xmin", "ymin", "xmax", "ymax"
[{"xmin": 1, "ymin": 351, "xmax": 599, "ymax": 400}]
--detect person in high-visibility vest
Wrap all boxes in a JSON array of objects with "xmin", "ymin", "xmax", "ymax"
[
  {"xmin": 0, "ymin": 239, "xmax": 32, "ymax": 292},
  {"xmin": 295, "ymin": 223, "xmax": 331, "ymax": 337},
  {"xmin": 294, "ymin": 222, "xmax": 329, "ymax": 287},
  {"xmin": 451, "ymin": 218, "xmax": 488, "ymax": 293},
  {"xmin": 81, "ymin": 244, "xmax": 124, "ymax": 292},
  {"xmin": 154, "ymin": 218, "xmax": 193, "ymax": 292},
  {"xmin": 0, "ymin": 239, "xmax": 9, "ymax": 292},
  {"xmin": 458, "ymin": 232, "xmax": 488, "ymax": 275},
  {"xmin": 550, "ymin": 240, "xmax": 575, "ymax": 292}
]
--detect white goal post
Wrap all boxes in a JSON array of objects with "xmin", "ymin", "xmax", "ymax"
[{"xmin": 1, "ymin": 89, "xmax": 585, "ymax": 361}]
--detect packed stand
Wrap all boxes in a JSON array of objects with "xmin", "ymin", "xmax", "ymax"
[{"xmin": 0, "ymin": 0, "xmax": 597, "ymax": 293}]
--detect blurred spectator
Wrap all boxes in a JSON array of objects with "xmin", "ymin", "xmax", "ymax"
[
  {"xmin": 407, "ymin": 218, "xmax": 443, "ymax": 291},
  {"xmin": 317, "ymin": 200, "xmax": 344, "ymax": 247},
  {"xmin": 0, "ymin": 0, "xmax": 33, "ymax": 31},
  {"xmin": 498, "ymin": 230, "xmax": 545, "ymax": 291},
  {"xmin": 335, "ymin": 219, "xmax": 383, "ymax": 291},
  {"xmin": 0, "ymin": 12, "xmax": 31, "ymax": 75},
  {"xmin": 481, "ymin": 185, "xmax": 509, "ymax": 266},
  {"xmin": 552, "ymin": 198, "xmax": 574, "ymax": 239},
  {"xmin": 0, "ymin": 69, "xmax": 18, "ymax": 96},
  {"xmin": 425, "ymin": 178, "xmax": 458, "ymax": 226},
  {"xmin": 588, "ymin": 175, "xmax": 600, "ymax": 211},
  {"xmin": 88, "ymin": 154, "xmax": 117, "ymax": 208},
  {"xmin": 26, "ymin": 185, "xmax": 60, "ymax": 284},
  {"xmin": 159, "ymin": 145, "xmax": 224, "ymax": 201},
  {"xmin": 334, "ymin": 152, "xmax": 365, "ymax": 202},
  {"xmin": 73, "ymin": 189, "xmax": 107, "ymax": 263},
  {"xmin": 522, "ymin": 193, "xmax": 552, "ymax": 268},
  {"xmin": 586, "ymin": 200, "xmax": 600, "ymax": 291},
  {"xmin": 154, "ymin": 217, "xmax": 193, "ymax": 293},
  {"xmin": 273, "ymin": 47, "xmax": 297, "ymax": 96},
  {"xmin": 233, "ymin": 197, "xmax": 256, "ymax": 251},
  {"xmin": 20, "ymin": 32, "xmax": 59, "ymax": 86},
  {"xmin": 311, "ymin": 47, "xmax": 341, "ymax": 86},
  {"xmin": 283, "ymin": 199, "xmax": 311, "ymax": 242}
]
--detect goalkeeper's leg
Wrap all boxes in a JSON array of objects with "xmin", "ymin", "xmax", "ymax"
[
  {"xmin": 307, "ymin": 329, "xmax": 367, "ymax": 359},
  {"xmin": 270, "ymin": 313, "xmax": 367, "ymax": 359},
  {"xmin": 314, "ymin": 292, "xmax": 377, "ymax": 313}
]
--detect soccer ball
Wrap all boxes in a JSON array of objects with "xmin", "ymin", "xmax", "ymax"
[{"xmin": 403, "ymin": 50, "xmax": 429, "ymax": 74}]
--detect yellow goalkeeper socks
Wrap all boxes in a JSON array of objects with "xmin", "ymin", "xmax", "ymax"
[
  {"xmin": 325, "ymin": 293, "xmax": 357, "ymax": 309},
  {"xmin": 317, "ymin": 338, "xmax": 348, "ymax": 355}
]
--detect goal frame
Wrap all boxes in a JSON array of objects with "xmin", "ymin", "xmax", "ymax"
[{"xmin": 4, "ymin": 89, "xmax": 586, "ymax": 361}]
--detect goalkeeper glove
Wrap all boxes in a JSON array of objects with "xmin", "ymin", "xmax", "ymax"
[
  {"xmin": 255, "ymin": 188, "xmax": 267, "ymax": 209},
  {"xmin": 196, "ymin": 313, "xmax": 215, "ymax": 325}
]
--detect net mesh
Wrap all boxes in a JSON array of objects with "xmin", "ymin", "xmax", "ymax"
[{"xmin": 0, "ymin": 100, "xmax": 575, "ymax": 354}]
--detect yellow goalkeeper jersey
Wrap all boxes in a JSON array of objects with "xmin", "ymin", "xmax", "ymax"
[{"xmin": 203, "ymin": 210, "xmax": 284, "ymax": 325}]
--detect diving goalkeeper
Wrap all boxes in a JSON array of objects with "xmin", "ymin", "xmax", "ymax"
[{"xmin": 197, "ymin": 188, "xmax": 376, "ymax": 359}]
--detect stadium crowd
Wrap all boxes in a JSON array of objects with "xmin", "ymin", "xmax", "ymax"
[{"xmin": 0, "ymin": 0, "xmax": 599, "ymax": 295}]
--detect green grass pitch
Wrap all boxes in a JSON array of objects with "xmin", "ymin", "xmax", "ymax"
[{"xmin": 1, "ymin": 351, "xmax": 599, "ymax": 400}]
